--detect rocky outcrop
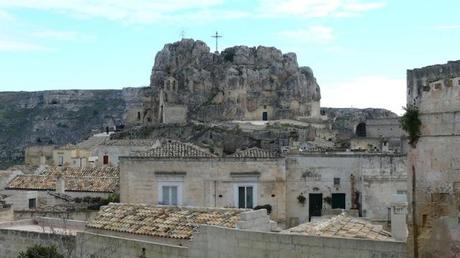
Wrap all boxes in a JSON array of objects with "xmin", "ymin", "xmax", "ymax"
[
  {"xmin": 147, "ymin": 39, "xmax": 321, "ymax": 123},
  {"xmin": 0, "ymin": 88, "xmax": 145, "ymax": 169}
]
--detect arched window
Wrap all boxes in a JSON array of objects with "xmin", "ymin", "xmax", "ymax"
[{"xmin": 356, "ymin": 122, "xmax": 366, "ymax": 137}]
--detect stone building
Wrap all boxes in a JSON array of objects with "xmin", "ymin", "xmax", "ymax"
[
  {"xmin": 144, "ymin": 39, "xmax": 321, "ymax": 124},
  {"xmin": 24, "ymin": 145, "xmax": 55, "ymax": 166},
  {"xmin": 4, "ymin": 166, "xmax": 119, "ymax": 211},
  {"xmin": 406, "ymin": 60, "xmax": 460, "ymax": 257},
  {"xmin": 52, "ymin": 144, "xmax": 91, "ymax": 168},
  {"xmin": 351, "ymin": 118, "xmax": 406, "ymax": 153},
  {"xmin": 120, "ymin": 141, "xmax": 288, "ymax": 223},
  {"xmin": 286, "ymin": 153, "xmax": 407, "ymax": 226},
  {"xmin": 120, "ymin": 140, "xmax": 407, "ymax": 228},
  {"xmin": 90, "ymin": 139, "xmax": 159, "ymax": 167}
]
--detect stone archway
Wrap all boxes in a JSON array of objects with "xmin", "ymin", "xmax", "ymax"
[{"xmin": 356, "ymin": 122, "xmax": 366, "ymax": 137}]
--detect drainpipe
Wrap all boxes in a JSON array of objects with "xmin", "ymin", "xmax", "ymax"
[
  {"xmin": 412, "ymin": 165, "xmax": 418, "ymax": 258},
  {"xmin": 214, "ymin": 180, "xmax": 217, "ymax": 207}
]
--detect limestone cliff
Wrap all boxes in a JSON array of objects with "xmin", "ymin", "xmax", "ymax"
[
  {"xmin": 146, "ymin": 39, "xmax": 321, "ymax": 123},
  {"xmin": 0, "ymin": 88, "xmax": 147, "ymax": 169}
]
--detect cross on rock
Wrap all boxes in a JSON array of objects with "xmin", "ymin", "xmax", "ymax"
[{"xmin": 211, "ymin": 31, "xmax": 222, "ymax": 53}]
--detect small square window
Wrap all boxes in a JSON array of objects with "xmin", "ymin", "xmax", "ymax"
[
  {"xmin": 333, "ymin": 177, "xmax": 340, "ymax": 186},
  {"xmin": 28, "ymin": 198, "xmax": 36, "ymax": 209}
]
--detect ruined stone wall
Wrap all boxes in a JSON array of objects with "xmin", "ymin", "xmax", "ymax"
[
  {"xmin": 406, "ymin": 60, "xmax": 460, "ymax": 257},
  {"xmin": 119, "ymin": 158, "xmax": 287, "ymax": 223}
]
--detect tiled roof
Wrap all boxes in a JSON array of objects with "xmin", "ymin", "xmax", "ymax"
[
  {"xmin": 41, "ymin": 166, "xmax": 119, "ymax": 177},
  {"xmin": 101, "ymin": 139, "xmax": 157, "ymax": 146},
  {"xmin": 284, "ymin": 213, "xmax": 393, "ymax": 241},
  {"xmin": 6, "ymin": 167, "xmax": 119, "ymax": 193},
  {"xmin": 135, "ymin": 141, "xmax": 216, "ymax": 159},
  {"xmin": 6, "ymin": 175, "xmax": 118, "ymax": 193},
  {"xmin": 229, "ymin": 147, "xmax": 281, "ymax": 159},
  {"xmin": 86, "ymin": 203, "xmax": 244, "ymax": 239}
]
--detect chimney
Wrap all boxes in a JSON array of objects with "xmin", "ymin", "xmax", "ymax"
[
  {"xmin": 390, "ymin": 193, "xmax": 408, "ymax": 241},
  {"xmin": 56, "ymin": 170, "xmax": 65, "ymax": 194}
]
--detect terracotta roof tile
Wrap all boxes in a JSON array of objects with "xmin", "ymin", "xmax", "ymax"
[
  {"xmin": 284, "ymin": 213, "xmax": 393, "ymax": 241},
  {"xmin": 229, "ymin": 147, "xmax": 281, "ymax": 159},
  {"xmin": 86, "ymin": 203, "xmax": 244, "ymax": 239},
  {"xmin": 6, "ymin": 167, "xmax": 119, "ymax": 193},
  {"xmin": 135, "ymin": 141, "xmax": 216, "ymax": 159}
]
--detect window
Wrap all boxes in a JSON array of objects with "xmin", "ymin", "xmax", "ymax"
[
  {"xmin": 103, "ymin": 155, "xmax": 109, "ymax": 165},
  {"xmin": 28, "ymin": 198, "xmax": 36, "ymax": 209},
  {"xmin": 158, "ymin": 182, "xmax": 183, "ymax": 205},
  {"xmin": 58, "ymin": 156, "xmax": 64, "ymax": 166},
  {"xmin": 331, "ymin": 193, "xmax": 346, "ymax": 209},
  {"xmin": 162, "ymin": 186, "xmax": 178, "ymax": 205},
  {"xmin": 333, "ymin": 177, "xmax": 340, "ymax": 186},
  {"xmin": 234, "ymin": 184, "xmax": 257, "ymax": 208},
  {"xmin": 137, "ymin": 112, "xmax": 141, "ymax": 120}
]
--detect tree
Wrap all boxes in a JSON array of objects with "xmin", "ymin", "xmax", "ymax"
[{"xmin": 18, "ymin": 244, "xmax": 64, "ymax": 258}]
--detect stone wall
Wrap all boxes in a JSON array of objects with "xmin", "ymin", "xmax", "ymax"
[
  {"xmin": 286, "ymin": 154, "xmax": 407, "ymax": 225},
  {"xmin": 0, "ymin": 207, "xmax": 13, "ymax": 222},
  {"xmin": 4, "ymin": 189, "xmax": 111, "ymax": 211},
  {"xmin": 366, "ymin": 118, "xmax": 404, "ymax": 138},
  {"xmin": 14, "ymin": 210, "xmax": 98, "ymax": 221},
  {"xmin": 406, "ymin": 60, "xmax": 460, "ymax": 257},
  {"xmin": 76, "ymin": 231, "xmax": 188, "ymax": 258},
  {"xmin": 188, "ymin": 225, "xmax": 408, "ymax": 258},
  {"xmin": 0, "ymin": 219, "xmax": 77, "ymax": 258},
  {"xmin": 91, "ymin": 144, "xmax": 154, "ymax": 167},
  {"xmin": 120, "ymin": 158, "xmax": 287, "ymax": 223}
]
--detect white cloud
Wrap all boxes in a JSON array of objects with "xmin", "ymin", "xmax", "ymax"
[
  {"xmin": 279, "ymin": 25, "xmax": 334, "ymax": 43},
  {"xmin": 321, "ymin": 76, "xmax": 406, "ymax": 115},
  {"xmin": 0, "ymin": 39, "xmax": 49, "ymax": 51},
  {"xmin": 434, "ymin": 24, "xmax": 460, "ymax": 30},
  {"xmin": 257, "ymin": 0, "xmax": 385, "ymax": 18},
  {"xmin": 0, "ymin": 0, "xmax": 231, "ymax": 23},
  {"xmin": 0, "ymin": 9, "xmax": 12, "ymax": 20},
  {"xmin": 32, "ymin": 30, "xmax": 78, "ymax": 40}
]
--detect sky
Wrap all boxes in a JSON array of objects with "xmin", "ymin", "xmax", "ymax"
[{"xmin": 0, "ymin": 1, "xmax": 459, "ymax": 115}]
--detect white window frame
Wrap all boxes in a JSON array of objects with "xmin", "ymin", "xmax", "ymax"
[
  {"xmin": 158, "ymin": 181, "xmax": 183, "ymax": 206},
  {"xmin": 233, "ymin": 183, "xmax": 257, "ymax": 209}
]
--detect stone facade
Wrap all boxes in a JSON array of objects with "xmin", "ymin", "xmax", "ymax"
[
  {"xmin": 24, "ymin": 145, "xmax": 55, "ymax": 166},
  {"xmin": 52, "ymin": 145, "xmax": 90, "ymax": 168},
  {"xmin": 120, "ymin": 141, "xmax": 407, "ymax": 228},
  {"xmin": 90, "ymin": 139, "xmax": 159, "ymax": 167},
  {"xmin": 406, "ymin": 60, "xmax": 460, "ymax": 257},
  {"xmin": 286, "ymin": 153, "xmax": 407, "ymax": 225}
]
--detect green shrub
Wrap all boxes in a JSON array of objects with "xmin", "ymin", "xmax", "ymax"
[
  {"xmin": 400, "ymin": 105, "xmax": 422, "ymax": 147},
  {"xmin": 18, "ymin": 244, "xmax": 64, "ymax": 258}
]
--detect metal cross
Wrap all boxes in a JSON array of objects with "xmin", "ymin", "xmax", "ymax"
[{"xmin": 211, "ymin": 31, "xmax": 222, "ymax": 53}]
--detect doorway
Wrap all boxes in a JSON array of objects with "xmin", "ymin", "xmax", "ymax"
[
  {"xmin": 262, "ymin": 112, "xmax": 268, "ymax": 121},
  {"xmin": 309, "ymin": 193, "xmax": 323, "ymax": 221},
  {"xmin": 331, "ymin": 193, "xmax": 346, "ymax": 209}
]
